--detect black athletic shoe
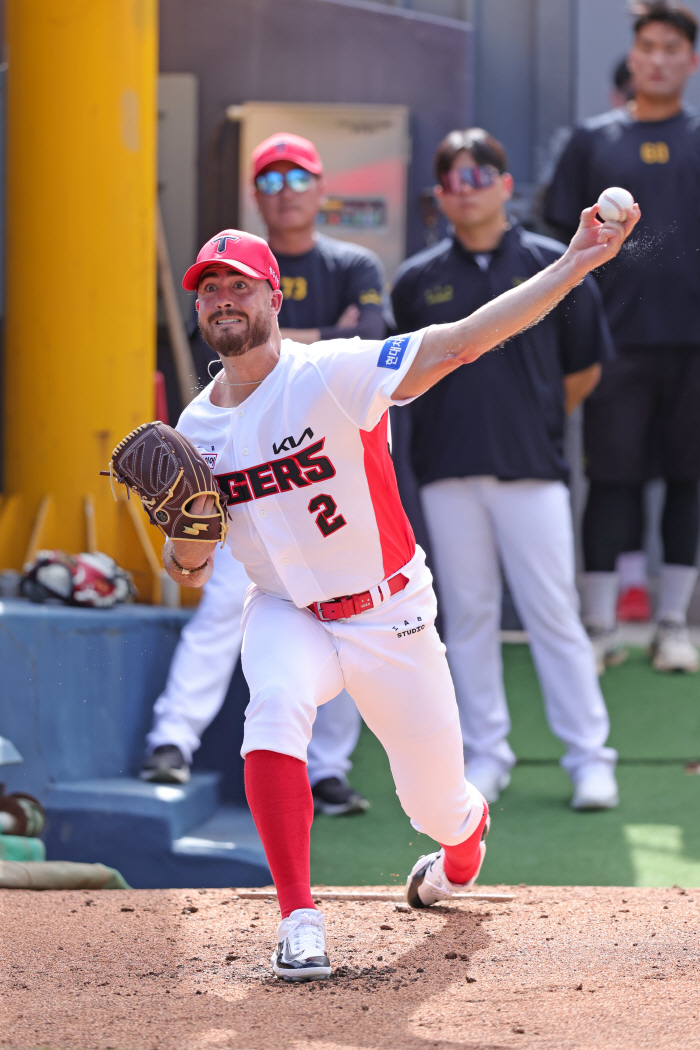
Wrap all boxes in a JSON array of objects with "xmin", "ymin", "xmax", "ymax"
[
  {"xmin": 311, "ymin": 776, "xmax": 370, "ymax": 816},
  {"xmin": 139, "ymin": 745, "xmax": 190, "ymax": 784}
]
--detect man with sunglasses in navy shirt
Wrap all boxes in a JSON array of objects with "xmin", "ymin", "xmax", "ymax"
[
  {"xmin": 252, "ymin": 132, "xmax": 386, "ymax": 344},
  {"xmin": 391, "ymin": 128, "xmax": 618, "ymax": 810}
]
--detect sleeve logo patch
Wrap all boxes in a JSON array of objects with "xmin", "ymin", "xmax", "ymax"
[{"xmin": 378, "ymin": 333, "xmax": 411, "ymax": 370}]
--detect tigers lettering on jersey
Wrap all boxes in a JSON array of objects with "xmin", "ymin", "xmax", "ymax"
[{"xmin": 215, "ymin": 438, "xmax": 336, "ymax": 506}]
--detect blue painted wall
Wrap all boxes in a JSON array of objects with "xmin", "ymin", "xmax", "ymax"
[
  {"xmin": 0, "ymin": 600, "xmax": 249, "ymax": 803},
  {"xmin": 0, "ymin": 601, "xmax": 189, "ymax": 795}
]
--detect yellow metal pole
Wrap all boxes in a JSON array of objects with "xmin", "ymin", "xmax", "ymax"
[{"xmin": 1, "ymin": 0, "xmax": 160, "ymax": 598}]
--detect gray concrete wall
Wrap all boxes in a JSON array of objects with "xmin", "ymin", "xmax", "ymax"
[
  {"xmin": 468, "ymin": 0, "xmax": 574, "ymax": 183},
  {"xmin": 159, "ymin": 0, "xmax": 475, "ymax": 257}
]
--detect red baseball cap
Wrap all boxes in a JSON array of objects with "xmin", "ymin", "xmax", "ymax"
[
  {"xmin": 251, "ymin": 132, "xmax": 323, "ymax": 180},
  {"xmin": 182, "ymin": 229, "xmax": 281, "ymax": 292}
]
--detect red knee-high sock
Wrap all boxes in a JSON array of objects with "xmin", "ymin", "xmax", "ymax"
[
  {"xmin": 244, "ymin": 750, "xmax": 315, "ymax": 919},
  {"xmin": 441, "ymin": 803, "xmax": 489, "ymax": 885}
]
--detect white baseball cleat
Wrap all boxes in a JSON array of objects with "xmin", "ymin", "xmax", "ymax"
[
  {"xmin": 648, "ymin": 621, "xmax": 699, "ymax": 673},
  {"xmin": 270, "ymin": 908, "xmax": 331, "ymax": 982},
  {"xmin": 570, "ymin": 765, "xmax": 619, "ymax": 811},
  {"xmin": 406, "ymin": 810, "xmax": 490, "ymax": 909}
]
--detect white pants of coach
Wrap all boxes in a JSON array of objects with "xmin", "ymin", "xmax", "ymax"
[
  {"xmin": 420, "ymin": 477, "xmax": 616, "ymax": 782},
  {"xmin": 146, "ymin": 544, "xmax": 362, "ymax": 785}
]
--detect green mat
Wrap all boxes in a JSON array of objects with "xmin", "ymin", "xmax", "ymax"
[
  {"xmin": 310, "ymin": 646, "xmax": 700, "ymax": 888},
  {"xmin": 0, "ymin": 835, "xmax": 46, "ymax": 862}
]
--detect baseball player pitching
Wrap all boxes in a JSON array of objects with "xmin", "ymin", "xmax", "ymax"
[{"xmin": 109, "ymin": 200, "xmax": 638, "ymax": 982}]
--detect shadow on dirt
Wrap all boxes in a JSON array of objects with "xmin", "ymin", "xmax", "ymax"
[{"xmin": 202, "ymin": 904, "xmax": 502, "ymax": 1050}]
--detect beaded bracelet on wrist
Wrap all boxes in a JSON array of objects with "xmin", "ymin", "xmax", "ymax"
[{"xmin": 170, "ymin": 550, "xmax": 209, "ymax": 576}]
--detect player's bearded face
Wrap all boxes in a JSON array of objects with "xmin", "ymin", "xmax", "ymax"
[{"xmin": 200, "ymin": 306, "xmax": 272, "ymax": 358}]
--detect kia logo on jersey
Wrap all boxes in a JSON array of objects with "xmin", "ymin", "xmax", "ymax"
[
  {"xmin": 378, "ymin": 333, "xmax": 411, "ymax": 370},
  {"xmin": 273, "ymin": 427, "xmax": 314, "ymax": 456}
]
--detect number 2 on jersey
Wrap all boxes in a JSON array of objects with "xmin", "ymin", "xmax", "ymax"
[{"xmin": 308, "ymin": 493, "xmax": 347, "ymax": 537}]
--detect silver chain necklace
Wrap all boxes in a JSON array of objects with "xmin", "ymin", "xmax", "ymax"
[{"xmin": 207, "ymin": 360, "xmax": 263, "ymax": 387}]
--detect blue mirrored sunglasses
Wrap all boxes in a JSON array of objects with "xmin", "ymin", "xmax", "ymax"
[
  {"xmin": 440, "ymin": 165, "xmax": 499, "ymax": 193},
  {"xmin": 255, "ymin": 168, "xmax": 315, "ymax": 195}
]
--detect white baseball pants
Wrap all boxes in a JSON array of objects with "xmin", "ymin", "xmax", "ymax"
[
  {"xmin": 239, "ymin": 549, "xmax": 484, "ymax": 845},
  {"xmin": 420, "ymin": 477, "xmax": 617, "ymax": 782},
  {"xmin": 146, "ymin": 544, "xmax": 362, "ymax": 784}
]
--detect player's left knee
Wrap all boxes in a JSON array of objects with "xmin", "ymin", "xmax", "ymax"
[{"xmin": 406, "ymin": 780, "xmax": 486, "ymax": 846}]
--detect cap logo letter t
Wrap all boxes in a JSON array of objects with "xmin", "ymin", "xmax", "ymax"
[{"xmin": 211, "ymin": 235, "xmax": 241, "ymax": 254}]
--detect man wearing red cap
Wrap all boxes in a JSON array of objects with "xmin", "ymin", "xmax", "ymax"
[
  {"xmin": 165, "ymin": 201, "xmax": 638, "ymax": 982},
  {"xmin": 141, "ymin": 134, "xmax": 385, "ymax": 817},
  {"xmin": 251, "ymin": 132, "xmax": 386, "ymax": 344}
]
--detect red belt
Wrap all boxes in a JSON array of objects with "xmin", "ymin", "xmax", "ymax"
[{"xmin": 308, "ymin": 572, "xmax": 409, "ymax": 622}]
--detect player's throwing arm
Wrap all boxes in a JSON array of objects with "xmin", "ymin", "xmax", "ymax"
[
  {"xmin": 392, "ymin": 198, "xmax": 640, "ymax": 401},
  {"xmin": 104, "ymin": 196, "xmax": 638, "ymax": 570}
]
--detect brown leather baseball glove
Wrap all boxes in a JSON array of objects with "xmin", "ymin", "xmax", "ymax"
[{"xmin": 101, "ymin": 421, "xmax": 228, "ymax": 545}]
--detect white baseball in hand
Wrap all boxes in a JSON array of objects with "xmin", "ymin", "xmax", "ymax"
[{"xmin": 597, "ymin": 186, "xmax": 635, "ymax": 222}]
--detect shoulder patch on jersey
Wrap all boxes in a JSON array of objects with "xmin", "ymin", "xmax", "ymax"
[
  {"xmin": 378, "ymin": 333, "xmax": 411, "ymax": 370},
  {"xmin": 196, "ymin": 445, "xmax": 218, "ymax": 470}
]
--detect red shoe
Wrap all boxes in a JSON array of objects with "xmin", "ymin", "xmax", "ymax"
[{"xmin": 616, "ymin": 585, "xmax": 651, "ymax": 622}]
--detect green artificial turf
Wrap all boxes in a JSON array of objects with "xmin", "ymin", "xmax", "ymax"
[{"xmin": 309, "ymin": 646, "xmax": 700, "ymax": 887}]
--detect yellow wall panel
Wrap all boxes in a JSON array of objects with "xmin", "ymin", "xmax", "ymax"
[{"xmin": 3, "ymin": 1, "xmax": 162, "ymax": 599}]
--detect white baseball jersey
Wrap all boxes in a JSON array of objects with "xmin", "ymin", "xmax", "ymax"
[{"xmin": 176, "ymin": 330, "xmax": 427, "ymax": 608}]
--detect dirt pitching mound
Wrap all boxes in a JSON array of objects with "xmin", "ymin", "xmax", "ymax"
[{"xmin": 1, "ymin": 885, "xmax": 698, "ymax": 1049}]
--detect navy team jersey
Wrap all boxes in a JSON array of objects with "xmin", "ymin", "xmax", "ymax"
[
  {"xmin": 391, "ymin": 226, "xmax": 613, "ymax": 486},
  {"xmin": 544, "ymin": 106, "xmax": 700, "ymax": 347},
  {"xmin": 276, "ymin": 234, "xmax": 386, "ymax": 341}
]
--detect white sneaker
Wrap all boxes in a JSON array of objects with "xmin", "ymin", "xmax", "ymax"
[
  {"xmin": 406, "ymin": 807, "xmax": 490, "ymax": 909},
  {"xmin": 270, "ymin": 908, "xmax": 331, "ymax": 982},
  {"xmin": 587, "ymin": 628, "xmax": 628, "ymax": 676},
  {"xmin": 465, "ymin": 765, "xmax": 511, "ymax": 804},
  {"xmin": 571, "ymin": 765, "xmax": 619, "ymax": 811},
  {"xmin": 649, "ymin": 621, "xmax": 700, "ymax": 673}
]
